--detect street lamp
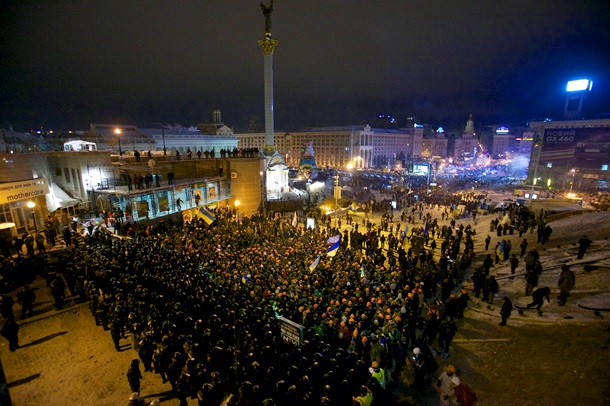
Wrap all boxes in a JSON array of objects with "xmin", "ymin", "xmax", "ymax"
[
  {"xmin": 115, "ymin": 128, "xmax": 122, "ymax": 156},
  {"xmin": 235, "ymin": 200, "xmax": 240, "ymax": 223},
  {"xmin": 27, "ymin": 201, "xmax": 38, "ymax": 233},
  {"xmin": 333, "ymin": 174, "xmax": 340, "ymax": 228},
  {"xmin": 570, "ymin": 168, "xmax": 576, "ymax": 192}
]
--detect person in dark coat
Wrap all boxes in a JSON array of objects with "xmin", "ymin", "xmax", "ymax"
[
  {"xmin": 483, "ymin": 276, "xmax": 498, "ymax": 304},
  {"xmin": 527, "ymin": 287, "xmax": 551, "ymax": 315},
  {"xmin": 456, "ymin": 289, "xmax": 470, "ymax": 318},
  {"xmin": 1, "ymin": 316, "xmax": 19, "ymax": 351},
  {"xmin": 437, "ymin": 319, "xmax": 457, "ymax": 358},
  {"xmin": 520, "ymin": 238, "xmax": 528, "ymax": 257},
  {"xmin": 577, "ymin": 235, "xmax": 591, "ymax": 259},
  {"xmin": 127, "ymin": 359, "xmax": 143, "ymax": 394},
  {"xmin": 0, "ymin": 294, "xmax": 15, "ymax": 320},
  {"xmin": 63, "ymin": 226, "xmax": 72, "ymax": 246},
  {"xmin": 16, "ymin": 285, "xmax": 35, "ymax": 320},
  {"xmin": 499, "ymin": 296, "xmax": 513, "ymax": 326},
  {"xmin": 558, "ymin": 265, "xmax": 575, "ymax": 306},
  {"xmin": 111, "ymin": 319, "xmax": 122, "ymax": 351},
  {"xmin": 509, "ymin": 254, "xmax": 518, "ymax": 279},
  {"xmin": 472, "ymin": 268, "xmax": 486, "ymax": 298},
  {"xmin": 525, "ymin": 268, "xmax": 539, "ymax": 296},
  {"xmin": 50, "ymin": 274, "xmax": 66, "ymax": 309}
]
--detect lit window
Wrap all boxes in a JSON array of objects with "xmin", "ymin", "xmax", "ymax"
[
  {"xmin": 546, "ymin": 162, "xmax": 552, "ymax": 168},
  {"xmin": 602, "ymin": 164, "xmax": 608, "ymax": 171}
]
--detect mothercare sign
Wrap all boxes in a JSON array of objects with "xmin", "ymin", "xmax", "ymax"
[{"xmin": 0, "ymin": 179, "xmax": 49, "ymax": 204}]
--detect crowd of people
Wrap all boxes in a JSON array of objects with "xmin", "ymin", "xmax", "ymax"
[{"xmin": 0, "ymin": 184, "xmax": 593, "ymax": 405}]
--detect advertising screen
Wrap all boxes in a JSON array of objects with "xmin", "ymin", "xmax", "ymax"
[{"xmin": 541, "ymin": 127, "xmax": 610, "ymax": 168}]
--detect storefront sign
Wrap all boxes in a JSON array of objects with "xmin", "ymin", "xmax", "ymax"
[{"xmin": 0, "ymin": 178, "xmax": 49, "ymax": 204}]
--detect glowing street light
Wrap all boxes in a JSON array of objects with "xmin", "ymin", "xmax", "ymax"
[
  {"xmin": 115, "ymin": 128, "xmax": 122, "ymax": 156},
  {"xmin": 27, "ymin": 201, "xmax": 38, "ymax": 233},
  {"xmin": 570, "ymin": 168, "xmax": 576, "ymax": 192}
]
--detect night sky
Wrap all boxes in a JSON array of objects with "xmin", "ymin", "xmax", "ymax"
[{"xmin": 1, "ymin": 0, "xmax": 609, "ymax": 132}]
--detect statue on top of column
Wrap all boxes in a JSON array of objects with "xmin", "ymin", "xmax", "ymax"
[{"xmin": 260, "ymin": 0, "xmax": 273, "ymax": 36}]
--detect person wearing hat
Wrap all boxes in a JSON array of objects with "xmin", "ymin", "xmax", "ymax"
[
  {"xmin": 437, "ymin": 365, "xmax": 457, "ymax": 406},
  {"xmin": 558, "ymin": 265, "xmax": 575, "ymax": 306},
  {"xmin": 128, "ymin": 392, "xmax": 146, "ymax": 406},
  {"xmin": 451, "ymin": 376, "xmax": 477, "ymax": 406},
  {"xmin": 411, "ymin": 347, "xmax": 429, "ymax": 389},
  {"xmin": 368, "ymin": 361, "xmax": 386, "ymax": 388}
]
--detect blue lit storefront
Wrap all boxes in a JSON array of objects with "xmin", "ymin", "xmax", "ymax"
[{"xmin": 91, "ymin": 177, "xmax": 231, "ymax": 223}]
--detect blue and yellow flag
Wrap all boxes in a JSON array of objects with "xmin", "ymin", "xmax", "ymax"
[
  {"xmin": 309, "ymin": 255, "xmax": 321, "ymax": 272},
  {"xmin": 326, "ymin": 234, "xmax": 341, "ymax": 257},
  {"xmin": 198, "ymin": 206, "xmax": 216, "ymax": 225}
]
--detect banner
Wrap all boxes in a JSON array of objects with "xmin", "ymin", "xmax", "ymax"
[
  {"xmin": 136, "ymin": 200, "xmax": 149, "ymax": 218},
  {"xmin": 158, "ymin": 194, "xmax": 169, "ymax": 212}
]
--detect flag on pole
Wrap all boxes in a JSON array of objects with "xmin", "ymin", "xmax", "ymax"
[
  {"xmin": 424, "ymin": 218, "xmax": 429, "ymax": 237},
  {"xmin": 199, "ymin": 206, "xmax": 216, "ymax": 225},
  {"xmin": 292, "ymin": 211, "xmax": 298, "ymax": 228},
  {"xmin": 327, "ymin": 234, "xmax": 341, "ymax": 245},
  {"xmin": 326, "ymin": 234, "xmax": 341, "ymax": 257},
  {"xmin": 308, "ymin": 255, "xmax": 321, "ymax": 272}
]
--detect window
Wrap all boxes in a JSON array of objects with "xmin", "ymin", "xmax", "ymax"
[
  {"xmin": 55, "ymin": 167, "xmax": 62, "ymax": 176},
  {"xmin": 546, "ymin": 162, "xmax": 552, "ymax": 168},
  {"xmin": 64, "ymin": 168, "xmax": 71, "ymax": 183},
  {"xmin": 602, "ymin": 164, "xmax": 608, "ymax": 171},
  {"xmin": 71, "ymin": 169, "xmax": 78, "ymax": 191}
]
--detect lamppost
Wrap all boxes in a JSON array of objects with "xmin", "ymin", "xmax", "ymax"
[
  {"xmin": 162, "ymin": 127, "xmax": 167, "ymax": 156},
  {"xmin": 26, "ymin": 201, "xmax": 38, "ymax": 233},
  {"xmin": 115, "ymin": 128, "xmax": 122, "ymax": 156},
  {"xmin": 570, "ymin": 168, "xmax": 576, "ymax": 192},
  {"xmin": 235, "ymin": 200, "xmax": 240, "ymax": 224},
  {"xmin": 333, "ymin": 174, "xmax": 340, "ymax": 228}
]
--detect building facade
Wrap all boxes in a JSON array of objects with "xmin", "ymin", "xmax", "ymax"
[
  {"xmin": 0, "ymin": 150, "xmax": 266, "ymax": 240},
  {"xmin": 235, "ymin": 125, "xmax": 424, "ymax": 170},
  {"xmin": 527, "ymin": 119, "xmax": 610, "ymax": 191}
]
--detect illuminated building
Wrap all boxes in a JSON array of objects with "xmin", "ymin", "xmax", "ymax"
[
  {"xmin": 235, "ymin": 124, "xmax": 424, "ymax": 169},
  {"xmin": 527, "ymin": 118, "xmax": 610, "ymax": 191}
]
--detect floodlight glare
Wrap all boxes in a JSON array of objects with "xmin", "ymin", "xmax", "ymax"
[{"xmin": 566, "ymin": 79, "xmax": 591, "ymax": 92}]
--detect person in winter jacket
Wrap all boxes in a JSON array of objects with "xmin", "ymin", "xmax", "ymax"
[
  {"xmin": 499, "ymin": 296, "xmax": 513, "ymax": 326},
  {"xmin": 558, "ymin": 265, "xmax": 575, "ymax": 306}
]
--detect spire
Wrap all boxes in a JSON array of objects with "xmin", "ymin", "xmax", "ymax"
[
  {"xmin": 464, "ymin": 114, "xmax": 475, "ymax": 136},
  {"xmin": 212, "ymin": 104, "xmax": 221, "ymax": 125}
]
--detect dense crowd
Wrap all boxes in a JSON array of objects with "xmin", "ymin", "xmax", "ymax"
[
  {"xmin": 3, "ymin": 185, "xmax": 566, "ymax": 405},
  {"xmin": 15, "ymin": 188, "xmax": 489, "ymax": 406}
]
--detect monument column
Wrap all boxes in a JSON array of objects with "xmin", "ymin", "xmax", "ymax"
[{"xmin": 258, "ymin": 1, "xmax": 277, "ymax": 155}]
